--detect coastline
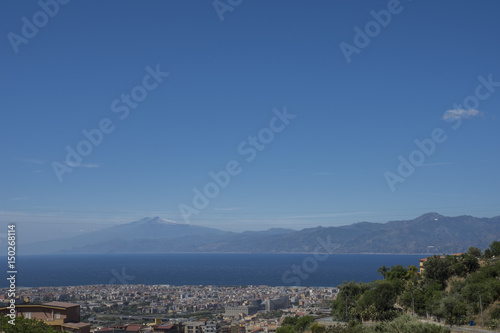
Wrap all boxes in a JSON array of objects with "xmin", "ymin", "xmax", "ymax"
[{"xmin": 10, "ymin": 251, "xmax": 435, "ymax": 256}]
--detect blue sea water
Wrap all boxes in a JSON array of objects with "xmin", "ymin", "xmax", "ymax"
[{"xmin": 2, "ymin": 253, "xmax": 423, "ymax": 288}]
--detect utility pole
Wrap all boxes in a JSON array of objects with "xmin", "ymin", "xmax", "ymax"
[
  {"xmin": 479, "ymin": 293, "xmax": 484, "ymax": 327},
  {"xmin": 345, "ymin": 295, "xmax": 348, "ymax": 319},
  {"xmin": 412, "ymin": 294, "xmax": 415, "ymax": 317}
]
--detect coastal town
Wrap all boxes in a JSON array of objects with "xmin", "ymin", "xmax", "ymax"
[{"xmin": 0, "ymin": 284, "xmax": 338, "ymax": 332}]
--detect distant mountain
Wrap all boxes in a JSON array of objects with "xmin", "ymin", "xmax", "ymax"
[
  {"xmin": 22, "ymin": 213, "xmax": 500, "ymax": 255},
  {"xmin": 22, "ymin": 216, "xmax": 229, "ymax": 254},
  {"xmin": 224, "ymin": 212, "xmax": 499, "ymax": 254}
]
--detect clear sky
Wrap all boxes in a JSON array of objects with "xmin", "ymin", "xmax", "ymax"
[{"xmin": 1, "ymin": 0, "xmax": 500, "ymax": 244}]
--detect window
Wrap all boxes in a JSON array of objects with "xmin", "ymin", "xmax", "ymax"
[
  {"xmin": 25, "ymin": 312, "xmax": 31, "ymax": 319},
  {"xmin": 56, "ymin": 312, "xmax": 61, "ymax": 319}
]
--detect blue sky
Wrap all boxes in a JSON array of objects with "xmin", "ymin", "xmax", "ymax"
[{"xmin": 1, "ymin": 0, "xmax": 500, "ymax": 243}]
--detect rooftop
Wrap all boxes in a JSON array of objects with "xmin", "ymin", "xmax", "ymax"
[{"xmin": 43, "ymin": 301, "xmax": 80, "ymax": 308}]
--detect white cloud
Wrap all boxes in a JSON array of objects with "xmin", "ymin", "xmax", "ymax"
[{"xmin": 443, "ymin": 108, "xmax": 481, "ymax": 120}]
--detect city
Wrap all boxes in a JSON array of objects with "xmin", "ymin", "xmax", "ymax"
[{"xmin": 0, "ymin": 284, "xmax": 337, "ymax": 332}]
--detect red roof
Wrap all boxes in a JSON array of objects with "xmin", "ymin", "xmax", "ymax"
[{"xmin": 126, "ymin": 324, "xmax": 144, "ymax": 332}]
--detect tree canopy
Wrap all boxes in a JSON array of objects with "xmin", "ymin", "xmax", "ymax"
[
  {"xmin": 332, "ymin": 240, "xmax": 499, "ymax": 327},
  {"xmin": 0, "ymin": 316, "xmax": 59, "ymax": 333}
]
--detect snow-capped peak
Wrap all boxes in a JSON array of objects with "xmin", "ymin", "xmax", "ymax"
[{"xmin": 132, "ymin": 216, "xmax": 180, "ymax": 225}]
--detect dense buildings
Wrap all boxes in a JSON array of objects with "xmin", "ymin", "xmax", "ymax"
[
  {"xmin": 224, "ymin": 306, "xmax": 259, "ymax": 317},
  {"xmin": 204, "ymin": 320, "xmax": 220, "ymax": 333},
  {"xmin": 262, "ymin": 297, "xmax": 289, "ymax": 312},
  {"xmin": 0, "ymin": 284, "xmax": 337, "ymax": 332}
]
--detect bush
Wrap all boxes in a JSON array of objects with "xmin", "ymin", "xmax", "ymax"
[
  {"xmin": 0, "ymin": 316, "xmax": 59, "ymax": 332},
  {"xmin": 368, "ymin": 315, "xmax": 450, "ymax": 333}
]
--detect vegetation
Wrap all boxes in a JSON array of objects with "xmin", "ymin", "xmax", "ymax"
[
  {"xmin": 331, "ymin": 241, "xmax": 500, "ymax": 328},
  {"xmin": 0, "ymin": 316, "xmax": 59, "ymax": 333},
  {"xmin": 483, "ymin": 240, "xmax": 500, "ymax": 259},
  {"xmin": 277, "ymin": 315, "xmax": 316, "ymax": 333},
  {"xmin": 322, "ymin": 316, "xmax": 450, "ymax": 333},
  {"xmin": 278, "ymin": 315, "xmax": 448, "ymax": 333}
]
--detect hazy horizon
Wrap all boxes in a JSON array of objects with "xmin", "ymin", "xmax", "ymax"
[{"xmin": 4, "ymin": 211, "xmax": 500, "ymax": 246}]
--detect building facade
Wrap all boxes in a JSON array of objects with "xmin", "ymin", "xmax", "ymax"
[
  {"xmin": 0, "ymin": 301, "xmax": 90, "ymax": 333},
  {"xmin": 185, "ymin": 321, "xmax": 205, "ymax": 333},
  {"xmin": 224, "ymin": 306, "xmax": 259, "ymax": 317}
]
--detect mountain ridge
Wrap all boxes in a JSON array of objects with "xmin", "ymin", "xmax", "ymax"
[{"xmin": 21, "ymin": 213, "xmax": 500, "ymax": 255}]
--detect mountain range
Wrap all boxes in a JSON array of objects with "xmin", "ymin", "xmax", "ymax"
[{"xmin": 22, "ymin": 213, "xmax": 500, "ymax": 255}]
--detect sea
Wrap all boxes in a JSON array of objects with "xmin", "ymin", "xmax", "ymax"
[{"xmin": 2, "ymin": 253, "xmax": 424, "ymax": 288}]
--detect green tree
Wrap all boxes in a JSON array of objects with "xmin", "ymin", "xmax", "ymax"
[
  {"xmin": 489, "ymin": 241, "xmax": 500, "ymax": 257},
  {"xmin": 309, "ymin": 323, "xmax": 326, "ymax": 333},
  {"xmin": 423, "ymin": 255, "xmax": 452, "ymax": 287},
  {"xmin": 373, "ymin": 282, "xmax": 397, "ymax": 313},
  {"xmin": 387, "ymin": 277, "xmax": 405, "ymax": 295},
  {"xmin": 358, "ymin": 282, "xmax": 397, "ymax": 321},
  {"xmin": 467, "ymin": 246, "xmax": 482, "ymax": 258},
  {"xmin": 461, "ymin": 253, "xmax": 480, "ymax": 274},
  {"xmin": 0, "ymin": 316, "xmax": 59, "ymax": 333},
  {"xmin": 376, "ymin": 266, "xmax": 388, "ymax": 280},
  {"xmin": 450, "ymin": 261, "xmax": 467, "ymax": 277},
  {"xmin": 406, "ymin": 265, "xmax": 418, "ymax": 279},
  {"xmin": 438, "ymin": 296, "xmax": 466, "ymax": 325},
  {"xmin": 278, "ymin": 316, "xmax": 315, "ymax": 333},
  {"xmin": 332, "ymin": 281, "xmax": 370, "ymax": 321},
  {"xmin": 276, "ymin": 325, "xmax": 295, "ymax": 333},
  {"xmin": 401, "ymin": 287, "xmax": 426, "ymax": 316},
  {"xmin": 386, "ymin": 265, "xmax": 407, "ymax": 281},
  {"xmin": 295, "ymin": 316, "xmax": 315, "ymax": 332},
  {"xmin": 282, "ymin": 316, "xmax": 298, "ymax": 326}
]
